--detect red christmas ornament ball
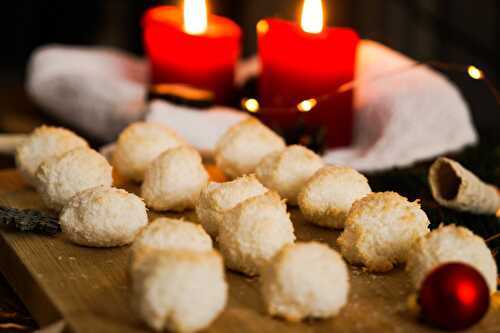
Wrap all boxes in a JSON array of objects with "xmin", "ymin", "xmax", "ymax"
[{"xmin": 418, "ymin": 262, "xmax": 490, "ymax": 331}]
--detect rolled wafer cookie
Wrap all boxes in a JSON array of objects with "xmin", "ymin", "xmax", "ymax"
[
  {"xmin": 429, "ymin": 157, "xmax": 500, "ymax": 215},
  {"xmin": 0, "ymin": 134, "xmax": 28, "ymax": 155}
]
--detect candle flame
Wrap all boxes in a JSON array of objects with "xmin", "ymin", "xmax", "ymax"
[
  {"xmin": 301, "ymin": 0, "xmax": 324, "ymax": 34},
  {"xmin": 184, "ymin": 0, "xmax": 208, "ymax": 35}
]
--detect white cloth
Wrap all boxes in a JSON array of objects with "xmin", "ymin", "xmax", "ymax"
[
  {"xmin": 27, "ymin": 45, "xmax": 148, "ymax": 141},
  {"xmin": 147, "ymin": 102, "xmax": 246, "ymax": 156},
  {"xmin": 27, "ymin": 41, "xmax": 477, "ymax": 171},
  {"xmin": 330, "ymin": 41, "xmax": 477, "ymax": 171}
]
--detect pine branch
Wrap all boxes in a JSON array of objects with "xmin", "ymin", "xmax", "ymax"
[{"xmin": 0, "ymin": 206, "xmax": 60, "ymax": 235}]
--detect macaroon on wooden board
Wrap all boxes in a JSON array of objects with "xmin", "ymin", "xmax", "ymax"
[{"xmin": 1, "ymin": 169, "xmax": 499, "ymax": 333}]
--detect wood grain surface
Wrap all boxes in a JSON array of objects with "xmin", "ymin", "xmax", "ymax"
[{"xmin": 1, "ymin": 169, "xmax": 500, "ymax": 333}]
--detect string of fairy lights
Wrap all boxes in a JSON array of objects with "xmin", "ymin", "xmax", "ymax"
[{"xmin": 241, "ymin": 62, "xmax": 500, "ymax": 114}]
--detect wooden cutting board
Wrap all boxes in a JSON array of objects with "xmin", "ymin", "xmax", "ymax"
[{"xmin": 1, "ymin": 169, "xmax": 499, "ymax": 333}]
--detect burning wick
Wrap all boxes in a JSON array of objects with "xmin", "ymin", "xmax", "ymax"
[
  {"xmin": 301, "ymin": 0, "xmax": 324, "ymax": 34},
  {"xmin": 183, "ymin": 0, "xmax": 208, "ymax": 35}
]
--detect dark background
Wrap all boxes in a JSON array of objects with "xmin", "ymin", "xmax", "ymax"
[
  {"xmin": 0, "ymin": 2, "xmax": 498, "ymax": 331},
  {"xmin": 1, "ymin": 0, "xmax": 498, "ymax": 76},
  {"xmin": 0, "ymin": 0, "xmax": 498, "ymax": 142}
]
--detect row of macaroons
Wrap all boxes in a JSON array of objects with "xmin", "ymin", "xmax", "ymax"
[
  {"xmin": 14, "ymin": 121, "xmax": 497, "ymax": 286},
  {"xmin": 14, "ymin": 121, "xmax": 414, "ymax": 262},
  {"xmin": 129, "ymin": 218, "xmax": 348, "ymax": 332},
  {"xmin": 129, "ymin": 216, "xmax": 495, "ymax": 332},
  {"xmin": 14, "ymin": 122, "xmax": 497, "ymax": 332}
]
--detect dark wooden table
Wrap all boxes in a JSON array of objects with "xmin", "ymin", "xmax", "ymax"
[
  {"xmin": 0, "ymin": 83, "xmax": 44, "ymax": 332},
  {"xmin": 0, "ymin": 79, "xmax": 498, "ymax": 332}
]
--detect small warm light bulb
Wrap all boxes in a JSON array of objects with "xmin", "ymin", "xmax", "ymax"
[
  {"xmin": 301, "ymin": 0, "xmax": 324, "ymax": 34},
  {"xmin": 297, "ymin": 98, "xmax": 317, "ymax": 112},
  {"xmin": 257, "ymin": 20, "xmax": 270, "ymax": 35},
  {"xmin": 184, "ymin": 0, "xmax": 208, "ymax": 35},
  {"xmin": 467, "ymin": 66, "xmax": 484, "ymax": 80},
  {"xmin": 243, "ymin": 98, "xmax": 260, "ymax": 113}
]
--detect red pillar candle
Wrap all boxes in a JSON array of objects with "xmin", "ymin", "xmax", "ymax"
[
  {"xmin": 257, "ymin": 0, "xmax": 359, "ymax": 148},
  {"xmin": 143, "ymin": 2, "xmax": 241, "ymax": 105}
]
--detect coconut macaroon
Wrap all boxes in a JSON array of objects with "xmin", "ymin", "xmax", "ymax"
[
  {"xmin": 406, "ymin": 225, "xmax": 497, "ymax": 294},
  {"xmin": 196, "ymin": 175, "xmax": 268, "ymax": 237},
  {"xmin": 60, "ymin": 186, "xmax": 148, "ymax": 247},
  {"xmin": 141, "ymin": 146, "xmax": 209, "ymax": 212},
  {"xmin": 131, "ymin": 217, "xmax": 213, "ymax": 267},
  {"xmin": 255, "ymin": 145, "xmax": 324, "ymax": 205},
  {"xmin": 112, "ymin": 122, "xmax": 185, "ymax": 182},
  {"xmin": 15, "ymin": 125, "xmax": 88, "ymax": 186},
  {"xmin": 215, "ymin": 118, "xmax": 286, "ymax": 179},
  {"xmin": 131, "ymin": 250, "xmax": 227, "ymax": 333},
  {"xmin": 337, "ymin": 192, "xmax": 430, "ymax": 272},
  {"xmin": 298, "ymin": 166, "xmax": 372, "ymax": 229},
  {"xmin": 218, "ymin": 191, "xmax": 295, "ymax": 276},
  {"xmin": 261, "ymin": 242, "xmax": 350, "ymax": 322},
  {"xmin": 36, "ymin": 147, "xmax": 113, "ymax": 211}
]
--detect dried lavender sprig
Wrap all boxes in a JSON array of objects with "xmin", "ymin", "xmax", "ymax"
[{"xmin": 0, "ymin": 206, "xmax": 61, "ymax": 235}]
